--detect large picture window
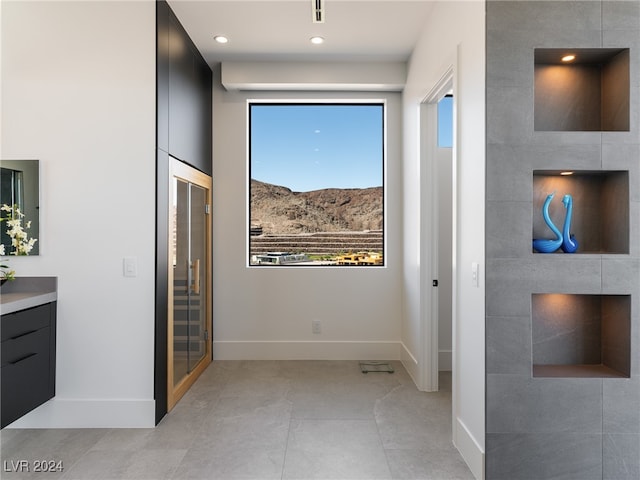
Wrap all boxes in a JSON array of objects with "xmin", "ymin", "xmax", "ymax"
[{"xmin": 249, "ymin": 102, "xmax": 385, "ymax": 266}]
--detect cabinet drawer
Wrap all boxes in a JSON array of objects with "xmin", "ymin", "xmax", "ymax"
[
  {"xmin": 1, "ymin": 303, "xmax": 51, "ymax": 342},
  {"xmin": 1, "ymin": 345, "xmax": 53, "ymax": 428},
  {"xmin": 1, "ymin": 327, "xmax": 50, "ymax": 367}
]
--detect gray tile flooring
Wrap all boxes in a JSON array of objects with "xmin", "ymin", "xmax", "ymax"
[{"xmin": 1, "ymin": 361, "xmax": 473, "ymax": 479}]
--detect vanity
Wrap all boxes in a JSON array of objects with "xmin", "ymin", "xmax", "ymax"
[{"xmin": 1, "ymin": 277, "xmax": 57, "ymax": 428}]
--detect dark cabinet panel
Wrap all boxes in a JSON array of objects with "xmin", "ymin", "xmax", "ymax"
[
  {"xmin": 157, "ymin": 1, "xmax": 212, "ymax": 175},
  {"xmin": 1, "ymin": 302, "xmax": 56, "ymax": 428},
  {"xmin": 1, "ymin": 326, "xmax": 49, "ymax": 367},
  {"xmin": 1, "ymin": 303, "xmax": 51, "ymax": 341},
  {"xmin": 154, "ymin": 149, "xmax": 170, "ymax": 424},
  {"xmin": 156, "ymin": 1, "xmax": 170, "ymax": 153}
]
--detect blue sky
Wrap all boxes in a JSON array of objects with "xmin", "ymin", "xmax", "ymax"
[
  {"xmin": 438, "ymin": 95, "xmax": 454, "ymax": 148},
  {"xmin": 250, "ymin": 104, "xmax": 384, "ymax": 192}
]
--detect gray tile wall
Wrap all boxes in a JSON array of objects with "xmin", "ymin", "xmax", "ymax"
[
  {"xmin": 535, "ymin": 64, "xmax": 603, "ymax": 131},
  {"xmin": 486, "ymin": 2, "xmax": 640, "ymax": 478}
]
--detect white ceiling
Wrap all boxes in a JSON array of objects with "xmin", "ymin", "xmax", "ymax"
[{"xmin": 167, "ymin": 0, "xmax": 435, "ymax": 66}]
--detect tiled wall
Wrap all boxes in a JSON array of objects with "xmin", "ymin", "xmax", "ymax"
[{"xmin": 485, "ymin": 1, "xmax": 640, "ymax": 478}]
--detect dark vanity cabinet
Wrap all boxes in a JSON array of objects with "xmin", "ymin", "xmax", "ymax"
[{"xmin": 1, "ymin": 302, "xmax": 56, "ymax": 428}]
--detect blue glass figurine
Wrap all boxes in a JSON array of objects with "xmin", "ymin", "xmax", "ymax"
[
  {"xmin": 533, "ymin": 192, "xmax": 563, "ymax": 253},
  {"xmin": 560, "ymin": 194, "xmax": 578, "ymax": 253}
]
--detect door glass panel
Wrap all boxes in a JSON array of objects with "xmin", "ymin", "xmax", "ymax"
[
  {"xmin": 168, "ymin": 157, "xmax": 211, "ymax": 410},
  {"xmin": 173, "ymin": 178, "xmax": 190, "ymax": 386},
  {"xmin": 188, "ymin": 184, "xmax": 207, "ymax": 371},
  {"xmin": 170, "ymin": 178, "xmax": 189, "ymax": 385}
]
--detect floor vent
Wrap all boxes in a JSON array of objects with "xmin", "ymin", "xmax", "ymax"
[
  {"xmin": 360, "ymin": 361, "xmax": 394, "ymax": 374},
  {"xmin": 312, "ymin": 0, "xmax": 325, "ymax": 23}
]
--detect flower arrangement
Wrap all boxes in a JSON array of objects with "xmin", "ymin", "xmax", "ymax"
[
  {"xmin": 0, "ymin": 203, "xmax": 38, "ymax": 282},
  {"xmin": 0, "ymin": 259, "xmax": 15, "ymax": 282}
]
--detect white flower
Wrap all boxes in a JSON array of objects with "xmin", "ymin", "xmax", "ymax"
[{"xmin": 1, "ymin": 203, "xmax": 37, "ymax": 256}]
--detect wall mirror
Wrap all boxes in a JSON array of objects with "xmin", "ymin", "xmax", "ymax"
[{"xmin": 0, "ymin": 160, "xmax": 40, "ymax": 255}]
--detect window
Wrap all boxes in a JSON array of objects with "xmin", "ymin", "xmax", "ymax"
[
  {"xmin": 437, "ymin": 94, "xmax": 453, "ymax": 148},
  {"xmin": 248, "ymin": 102, "xmax": 385, "ymax": 266}
]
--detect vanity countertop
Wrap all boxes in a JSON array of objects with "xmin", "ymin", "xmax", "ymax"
[{"xmin": 0, "ymin": 277, "xmax": 58, "ymax": 315}]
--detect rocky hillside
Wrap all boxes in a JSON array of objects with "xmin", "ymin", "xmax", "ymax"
[{"xmin": 250, "ymin": 179, "xmax": 383, "ymax": 235}]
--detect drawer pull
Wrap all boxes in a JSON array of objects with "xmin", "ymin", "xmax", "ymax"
[
  {"xmin": 10, "ymin": 329, "xmax": 39, "ymax": 340},
  {"xmin": 9, "ymin": 352, "xmax": 38, "ymax": 365}
]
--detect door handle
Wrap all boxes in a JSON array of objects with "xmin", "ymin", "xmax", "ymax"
[{"xmin": 191, "ymin": 258, "xmax": 200, "ymax": 295}]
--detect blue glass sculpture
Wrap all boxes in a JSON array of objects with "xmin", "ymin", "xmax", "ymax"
[
  {"xmin": 560, "ymin": 194, "xmax": 578, "ymax": 253},
  {"xmin": 533, "ymin": 192, "xmax": 563, "ymax": 253}
]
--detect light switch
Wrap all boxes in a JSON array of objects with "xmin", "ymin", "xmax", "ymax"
[{"xmin": 123, "ymin": 257, "xmax": 138, "ymax": 277}]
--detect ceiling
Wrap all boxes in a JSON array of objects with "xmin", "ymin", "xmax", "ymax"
[{"xmin": 167, "ymin": 0, "xmax": 435, "ymax": 66}]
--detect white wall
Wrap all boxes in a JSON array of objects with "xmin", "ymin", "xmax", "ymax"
[
  {"xmin": 212, "ymin": 74, "xmax": 403, "ymax": 360},
  {"xmin": 402, "ymin": 1, "xmax": 485, "ymax": 478},
  {"xmin": 221, "ymin": 61, "xmax": 406, "ymax": 92},
  {"xmin": 1, "ymin": 0, "xmax": 157, "ymax": 427}
]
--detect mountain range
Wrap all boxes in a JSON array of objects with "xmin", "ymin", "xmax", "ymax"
[{"xmin": 250, "ymin": 179, "xmax": 383, "ymax": 235}]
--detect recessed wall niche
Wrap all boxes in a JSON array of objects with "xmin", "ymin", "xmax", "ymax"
[
  {"xmin": 533, "ymin": 170, "xmax": 629, "ymax": 254},
  {"xmin": 535, "ymin": 48, "xmax": 630, "ymax": 131},
  {"xmin": 532, "ymin": 294, "xmax": 631, "ymax": 378}
]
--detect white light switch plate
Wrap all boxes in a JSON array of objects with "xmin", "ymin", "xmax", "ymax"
[{"xmin": 123, "ymin": 257, "xmax": 138, "ymax": 277}]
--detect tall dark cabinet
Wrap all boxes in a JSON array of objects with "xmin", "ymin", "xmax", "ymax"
[
  {"xmin": 156, "ymin": 0, "xmax": 212, "ymax": 176},
  {"xmin": 155, "ymin": 0, "xmax": 212, "ymax": 424}
]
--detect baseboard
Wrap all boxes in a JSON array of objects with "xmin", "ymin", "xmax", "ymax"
[
  {"xmin": 4, "ymin": 398, "xmax": 155, "ymax": 429},
  {"xmin": 454, "ymin": 417, "xmax": 485, "ymax": 480},
  {"xmin": 213, "ymin": 340, "xmax": 401, "ymax": 361},
  {"xmin": 439, "ymin": 349, "xmax": 452, "ymax": 371},
  {"xmin": 400, "ymin": 342, "xmax": 421, "ymax": 387}
]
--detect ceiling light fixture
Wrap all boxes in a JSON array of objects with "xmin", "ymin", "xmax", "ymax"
[
  {"xmin": 310, "ymin": 36, "xmax": 324, "ymax": 45},
  {"xmin": 561, "ymin": 54, "xmax": 576, "ymax": 62},
  {"xmin": 214, "ymin": 35, "xmax": 229, "ymax": 44},
  {"xmin": 560, "ymin": 171, "xmax": 574, "ymax": 176}
]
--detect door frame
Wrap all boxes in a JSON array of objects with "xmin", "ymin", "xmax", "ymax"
[
  {"xmin": 167, "ymin": 156, "xmax": 212, "ymax": 411},
  {"xmin": 420, "ymin": 66, "xmax": 455, "ymax": 393}
]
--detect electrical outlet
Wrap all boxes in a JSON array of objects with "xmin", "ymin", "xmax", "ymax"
[
  {"xmin": 312, "ymin": 319, "xmax": 322, "ymax": 334},
  {"xmin": 471, "ymin": 262, "xmax": 479, "ymax": 287}
]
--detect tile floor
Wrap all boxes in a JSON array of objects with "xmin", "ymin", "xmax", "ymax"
[{"xmin": 1, "ymin": 361, "xmax": 474, "ymax": 479}]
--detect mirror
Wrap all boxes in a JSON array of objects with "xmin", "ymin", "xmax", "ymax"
[{"xmin": 0, "ymin": 160, "xmax": 40, "ymax": 255}]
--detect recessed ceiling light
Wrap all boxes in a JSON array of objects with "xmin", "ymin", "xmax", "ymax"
[
  {"xmin": 310, "ymin": 36, "xmax": 324, "ymax": 45},
  {"xmin": 561, "ymin": 54, "xmax": 576, "ymax": 62},
  {"xmin": 560, "ymin": 171, "xmax": 574, "ymax": 176},
  {"xmin": 214, "ymin": 35, "xmax": 229, "ymax": 44}
]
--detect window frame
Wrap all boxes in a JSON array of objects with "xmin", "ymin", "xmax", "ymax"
[{"xmin": 246, "ymin": 99, "xmax": 387, "ymax": 268}]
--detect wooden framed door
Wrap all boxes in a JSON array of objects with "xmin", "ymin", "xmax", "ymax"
[{"xmin": 167, "ymin": 156, "xmax": 212, "ymax": 411}]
